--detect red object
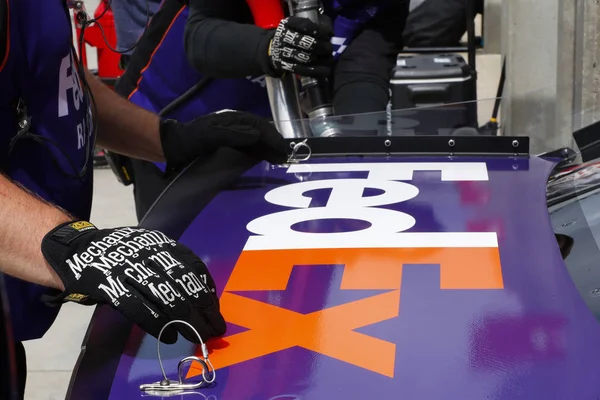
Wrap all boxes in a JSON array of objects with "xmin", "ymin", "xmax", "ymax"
[
  {"xmin": 73, "ymin": 0, "xmax": 123, "ymax": 87},
  {"xmin": 246, "ymin": 0, "xmax": 285, "ymax": 29}
]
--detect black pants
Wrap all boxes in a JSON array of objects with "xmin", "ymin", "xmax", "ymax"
[
  {"xmin": 1, "ymin": 333, "xmax": 27, "ymax": 399},
  {"xmin": 15, "ymin": 342, "xmax": 26, "ymax": 398},
  {"xmin": 1, "ymin": 272, "xmax": 26, "ymax": 399}
]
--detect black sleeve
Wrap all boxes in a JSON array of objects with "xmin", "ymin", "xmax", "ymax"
[
  {"xmin": 332, "ymin": 2, "xmax": 409, "ymax": 115},
  {"xmin": 184, "ymin": 0, "xmax": 275, "ymax": 78}
]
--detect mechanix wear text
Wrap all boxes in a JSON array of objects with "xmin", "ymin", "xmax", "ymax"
[
  {"xmin": 41, "ymin": 221, "xmax": 226, "ymax": 344},
  {"xmin": 267, "ymin": 16, "xmax": 334, "ymax": 78}
]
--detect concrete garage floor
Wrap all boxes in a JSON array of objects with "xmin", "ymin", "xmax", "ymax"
[{"xmin": 22, "ymin": 2, "xmax": 502, "ymax": 398}]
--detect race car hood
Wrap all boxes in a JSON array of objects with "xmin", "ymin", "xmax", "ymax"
[{"xmin": 68, "ymin": 152, "xmax": 600, "ymax": 400}]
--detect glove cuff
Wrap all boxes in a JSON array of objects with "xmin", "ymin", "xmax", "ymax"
[
  {"xmin": 41, "ymin": 290, "xmax": 94, "ymax": 307},
  {"xmin": 260, "ymin": 30, "xmax": 283, "ymax": 78},
  {"xmin": 41, "ymin": 221, "xmax": 97, "ymax": 282},
  {"xmin": 44, "ymin": 221, "xmax": 98, "ymax": 246},
  {"xmin": 159, "ymin": 118, "xmax": 189, "ymax": 175}
]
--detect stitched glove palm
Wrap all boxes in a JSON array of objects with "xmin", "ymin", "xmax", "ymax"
[
  {"xmin": 265, "ymin": 15, "xmax": 334, "ymax": 78},
  {"xmin": 160, "ymin": 110, "xmax": 289, "ymax": 173},
  {"xmin": 41, "ymin": 221, "xmax": 226, "ymax": 344}
]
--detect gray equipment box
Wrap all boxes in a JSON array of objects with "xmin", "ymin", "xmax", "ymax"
[{"xmin": 389, "ymin": 53, "xmax": 478, "ymax": 136}]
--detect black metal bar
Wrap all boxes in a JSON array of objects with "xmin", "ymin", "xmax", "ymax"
[
  {"xmin": 400, "ymin": 46, "xmax": 472, "ymax": 54},
  {"xmin": 285, "ymin": 135, "xmax": 530, "ymax": 156},
  {"xmin": 400, "ymin": 41, "xmax": 484, "ymax": 56},
  {"xmin": 466, "ymin": 0, "xmax": 477, "ymax": 70}
]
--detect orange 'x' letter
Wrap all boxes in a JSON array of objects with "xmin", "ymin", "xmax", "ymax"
[
  {"xmin": 210, "ymin": 289, "xmax": 399, "ymax": 377},
  {"xmin": 189, "ymin": 246, "xmax": 502, "ymax": 379}
]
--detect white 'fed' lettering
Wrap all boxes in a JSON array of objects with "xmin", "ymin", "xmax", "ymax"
[
  {"xmin": 58, "ymin": 52, "xmax": 83, "ymax": 118},
  {"xmin": 57, "ymin": 51, "xmax": 95, "ymax": 151},
  {"xmin": 244, "ymin": 162, "xmax": 498, "ymax": 251}
]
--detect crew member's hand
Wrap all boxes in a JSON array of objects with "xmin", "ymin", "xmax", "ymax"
[
  {"xmin": 41, "ymin": 221, "xmax": 226, "ymax": 344},
  {"xmin": 265, "ymin": 15, "xmax": 334, "ymax": 78},
  {"xmin": 160, "ymin": 110, "xmax": 289, "ymax": 173}
]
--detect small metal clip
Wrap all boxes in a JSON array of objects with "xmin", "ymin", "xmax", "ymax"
[
  {"xmin": 139, "ymin": 320, "xmax": 216, "ymax": 396},
  {"xmin": 287, "ymin": 139, "xmax": 312, "ymax": 163}
]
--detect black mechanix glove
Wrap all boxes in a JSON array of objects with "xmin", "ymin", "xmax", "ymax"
[
  {"xmin": 41, "ymin": 221, "xmax": 226, "ymax": 344},
  {"xmin": 264, "ymin": 15, "xmax": 334, "ymax": 78},
  {"xmin": 160, "ymin": 110, "xmax": 289, "ymax": 173}
]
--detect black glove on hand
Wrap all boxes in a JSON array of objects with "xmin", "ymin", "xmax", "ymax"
[
  {"xmin": 266, "ymin": 15, "xmax": 334, "ymax": 78},
  {"xmin": 160, "ymin": 110, "xmax": 290, "ymax": 173},
  {"xmin": 41, "ymin": 221, "xmax": 226, "ymax": 344}
]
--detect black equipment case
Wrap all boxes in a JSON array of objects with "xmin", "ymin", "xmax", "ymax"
[{"xmin": 389, "ymin": 0, "xmax": 479, "ymax": 136}]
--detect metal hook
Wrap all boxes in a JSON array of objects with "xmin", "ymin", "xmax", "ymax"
[
  {"xmin": 287, "ymin": 139, "xmax": 312, "ymax": 163},
  {"xmin": 178, "ymin": 356, "xmax": 215, "ymax": 385},
  {"xmin": 139, "ymin": 320, "xmax": 216, "ymax": 396}
]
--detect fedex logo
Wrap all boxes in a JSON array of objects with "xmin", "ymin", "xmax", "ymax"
[
  {"xmin": 246, "ymin": 162, "xmax": 496, "ymax": 250},
  {"xmin": 190, "ymin": 162, "xmax": 504, "ymax": 379}
]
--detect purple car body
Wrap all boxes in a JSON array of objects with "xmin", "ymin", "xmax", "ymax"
[{"xmin": 60, "ymin": 133, "xmax": 600, "ymax": 400}]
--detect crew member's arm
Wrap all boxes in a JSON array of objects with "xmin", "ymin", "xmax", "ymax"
[
  {"xmin": 87, "ymin": 69, "xmax": 288, "ymax": 167},
  {"xmin": 184, "ymin": 0, "xmax": 273, "ymax": 78},
  {"xmin": 87, "ymin": 70, "xmax": 164, "ymax": 162},
  {"xmin": 0, "ymin": 175, "xmax": 69, "ymax": 290},
  {"xmin": 333, "ymin": 3, "xmax": 409, "ymax": 115},
  {"xmin": 0, "ymin": 1, "xmax": 70, "ymax": 290}
]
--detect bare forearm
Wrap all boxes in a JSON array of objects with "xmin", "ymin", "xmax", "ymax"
[
  {"xmin": 87, "ymin": 70, "xmax": 164, "ymax": 162},
  {"xmin": 0, "ymin": 174, "xmax": 71, "ymax": 290}
]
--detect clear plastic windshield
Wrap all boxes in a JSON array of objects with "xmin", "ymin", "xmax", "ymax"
[
  {"xmin": 274, "ymin": 97, "xmax": 502, "ymax": 141},
  {"xmin": 271, "ymin": 84, "xmax": 590, "ymax": 158},
  {"xmin": 270, "ymin": 87, "xmax": 600, "ymax": 203}
]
